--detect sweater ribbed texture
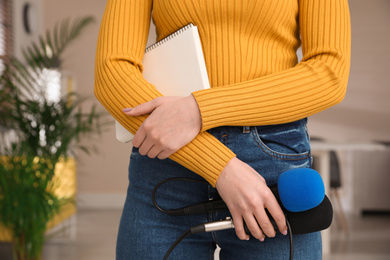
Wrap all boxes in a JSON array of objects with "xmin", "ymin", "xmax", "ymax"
[{"xmin": 94, "ymin": 0, "xmax": 351, "ymax": 187}]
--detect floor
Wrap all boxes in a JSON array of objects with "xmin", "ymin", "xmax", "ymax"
[{"xmin": 2, "ymin": 209, "xmax": 390, "ymax": 259}]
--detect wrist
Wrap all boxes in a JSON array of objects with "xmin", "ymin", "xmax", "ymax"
[
  {"xmin": 216, "ymin": 157, "xmax": 238, "ymax": 190},
  {"xmin": 187, "ymin": 94, "xmax": 202, "ymax": 132}
]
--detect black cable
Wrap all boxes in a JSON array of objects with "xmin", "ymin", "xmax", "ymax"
[
  {"xmin": 154, "ymin": 177, "xmax": 295, "ymax": 260},
  {"xmin": 286, "ymin": 219, "xmax": 293, "ymax": 260},
  {"xmin": 163, "ymin": 229, "xmax": 191, "ymax": 260},
  {"xmin": 152, "ymin": 177, "xmax": 209, "ymax": 216},
  {"xmin": 163, "ymin": 219, "xmax": 294, "ymax": 260}
]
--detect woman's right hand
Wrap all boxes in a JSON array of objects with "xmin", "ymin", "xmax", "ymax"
[{"xmin": 215, "ymin": 157, "xmax": 288, "ymax": 241}]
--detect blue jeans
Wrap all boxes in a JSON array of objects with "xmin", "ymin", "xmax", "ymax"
[{"xmin": 116, "ymin": 118, "xmax": 322, "ymax": 259}]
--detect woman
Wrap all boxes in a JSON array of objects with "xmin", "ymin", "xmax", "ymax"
[{"xmin": 95, "ymin": 0, "xmax": 351, "ymax": 259}]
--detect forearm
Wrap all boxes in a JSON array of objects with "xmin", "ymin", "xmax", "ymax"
[
  {"xmin": 95, "ymin": 0, "xmax": 236, "ymax": 186},
  {"xmin": 96, "ymin": 62, "xmax": 236, "ymax": 186},
  {"xmin": 170, "ymin": 132, "xmax": 236, "ymax": 186},
  {"xmin": 94, "ymin": 0, "xmax": 158, "ymax": 134}
]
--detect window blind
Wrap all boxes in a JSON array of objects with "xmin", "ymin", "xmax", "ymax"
[{"xmin": 0, "ymin": 0, "xmax": 13, "ymax": 74}]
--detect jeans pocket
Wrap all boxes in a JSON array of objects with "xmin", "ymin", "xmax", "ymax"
[{"xmin": 250, "ymin": 119, "xmax": 311, "ymax": 161}]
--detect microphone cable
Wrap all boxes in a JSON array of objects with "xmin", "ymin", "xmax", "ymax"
[
  {"xmin": 152, "ymin": 177, "xmax": 294, "ymax": 260},
  {"xmin": 152, "ymin": 177, "xmax": 211, "ymax": 216},
  {"xmin": 163, "ymin": 229, "xmax": 191, "ymax": 260}
]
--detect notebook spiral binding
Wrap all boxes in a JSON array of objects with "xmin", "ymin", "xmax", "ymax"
[{"xmin": 145, "ymin": 23, "xmax": 195, "ymax": 54}]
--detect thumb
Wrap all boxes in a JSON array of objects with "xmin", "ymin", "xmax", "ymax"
[{"xmin": 122, "ymin": 100, "xmax": 158, "ymax": 116}]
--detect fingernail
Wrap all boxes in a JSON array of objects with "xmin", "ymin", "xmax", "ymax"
[
  {"xmin": 122, "ymin": 108, "xmax": 133, "ymax": 112},
  {"xmin": 259, "ymin": 238, "xmax": 265, "ymax": 242},
  {"xmin": 282, "ymin": 230, "xmax": 288, "ymax": 236},
  {"xmin": 245, "ymin": 237, "xmax": 250, "ymax": 241}
]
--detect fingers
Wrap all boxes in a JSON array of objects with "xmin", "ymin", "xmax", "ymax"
[
  {"xmin": 254, "ymin": 214, "xmax": 275, "ymax": 239},
  {"xmin": 241, "ymin": 207, "xmax": 275, "ymax": 241},
  {"xmin": 122, "ymin": 96, "xmax": 201, "ymax": 159},
  {"xmin": 216, "ymin": 158, "xmax": 287, "ymax": 242},
  {"xmin": 234, "ymin": 208, "xmax": 286, "ymax": 242},
  {"xmin": 264, "ymin": 193, "xmax": 288, "ymax": 236},
  {"xmin": 132, "ymin": 125, "xmax": 177, "ymax": 158},
  {"xmin": 242, "ymin": 214, "xmax": 265, "ymax": 241},
  {"xmin": 233, "ymin": 210, "xmax": 277, "ymax": 241},
  {"xmin": 123, "ymin": 100, "xmax": 158, "ymax": 150},
  {"xmin": 136, "ymin": 138, "xmax": 154, "ymax": 156},
  {"xmin": 123, "ymin": 98, "xmax": 161, "ymax": 116},
  {"xmin": 136, "ymin": 140, "xmax": 173, "ymax": 159},
  {"xmin": 249, "ymin": 191, "xmax": 287, "ymax": 239},
  {"xmin": 132, "ymin": 126, "xmax": 175, "ymax": 159},
  {"xmin": 132, "ymin": 126, "xmax": 145, "ymax": 149},
  {"xmin": 231, "ymin": 212, "xmax": 249, "ymax": 241},
  {"xmin": 133, "ymin": 130, "xmax": 163, "ymax": 158},
  {"xmin": 229, "ymin": 200, "xmax": 271, "ymax": 241}
]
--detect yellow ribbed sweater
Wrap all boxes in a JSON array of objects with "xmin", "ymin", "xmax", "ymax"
[{"xmin": 94, "ymin": 0, "xmax": 351, "ymax": 187}]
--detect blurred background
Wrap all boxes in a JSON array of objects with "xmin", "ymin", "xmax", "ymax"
[{"xmin": 0, "ymin": 0, "xmax": 389, "ymax": 259}]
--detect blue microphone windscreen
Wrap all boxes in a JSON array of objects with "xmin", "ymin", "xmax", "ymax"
[{"xmin": 278, "ymin": 168, "xmax": 325, "ymax": 212}]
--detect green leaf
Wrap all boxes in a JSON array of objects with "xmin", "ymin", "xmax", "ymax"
[{"xmin": 0, "ymin": 15, "xmax": 110, "ymax": 259}]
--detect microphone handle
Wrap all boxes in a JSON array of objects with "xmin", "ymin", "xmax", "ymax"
[
  {"xmin": 191, "ymin": 195, "xmax": 333, "ymax": 235},
  {"xmin": 155, "ymin": 178, "xmax": 332, "ymax": 235}
]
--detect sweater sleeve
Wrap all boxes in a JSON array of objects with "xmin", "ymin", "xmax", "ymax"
[
  {"xmin": 94, "ymin": 0, "xmax": 235, "ymax": 186},
  {"xmin": 192, "ymin": 0, "xmax": 351, "ymax": 131}
]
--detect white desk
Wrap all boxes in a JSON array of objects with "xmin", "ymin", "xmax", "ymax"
[{"xmin": 311, "ymin": 141, "xmax": 387, "ymax": 255}]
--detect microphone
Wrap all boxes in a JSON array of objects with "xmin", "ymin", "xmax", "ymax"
[
  {"xmin": 277, "ymin": 168, "xmax": 325, "ymax": 212},
  {"xmin": 158, "ymin": 169, "xmax": 331, "ymax": 260},
  {"xmin": 172, "ymin": 168, "xmax": 325, "ymax": 216},
  {"xmin": 190, "ymin": 194, "xmax": 333, "ymax": 235},
  {"xmin": 188, "ymin": 168, "xmax": 332, "ymax": 235},
  {"xmin": 284, "ymin": 194, "xmax": 333, "ymax": 234},
  {"xmin": 152, "ymin": 168, "xmax": 332, "ymax": 234}
]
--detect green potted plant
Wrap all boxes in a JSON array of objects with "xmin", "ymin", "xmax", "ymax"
[{"xmin": 0, "ymin": 16, "xmax": 108, "ymax": 260}]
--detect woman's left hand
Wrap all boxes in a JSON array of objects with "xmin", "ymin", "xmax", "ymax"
[{"xmin": 123, "ymin": 95, "xmax": 202, "ymax": 159}]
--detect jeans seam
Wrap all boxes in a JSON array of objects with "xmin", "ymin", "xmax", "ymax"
[{"xmin": 250, "ymin": 126, "xmax": 310, "ymax": 161}]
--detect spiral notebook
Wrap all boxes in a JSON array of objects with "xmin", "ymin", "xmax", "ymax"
[{"xmin": 115, "ymin": 24, "xmax": 211, "ymax": 143}]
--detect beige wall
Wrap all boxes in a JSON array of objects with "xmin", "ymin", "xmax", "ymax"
[
  {"xmin": 42, "ymin": 0, "xmax": 132, "ymax": 204},
  {"xmin": 13, "ymin": 0, "xmax": 44, "ymax": 60},
  {"xmin": 308, "ymin": 0, "xmax": 390, "ymax": 142},
  {"xmin": 38, "ymin": 0, "xmax": 390, "ymax": 206}
]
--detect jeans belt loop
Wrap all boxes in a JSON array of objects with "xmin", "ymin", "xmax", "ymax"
[{"xmin": 243, "ymin": 126, "xmax": 250, "ymax": 134}]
